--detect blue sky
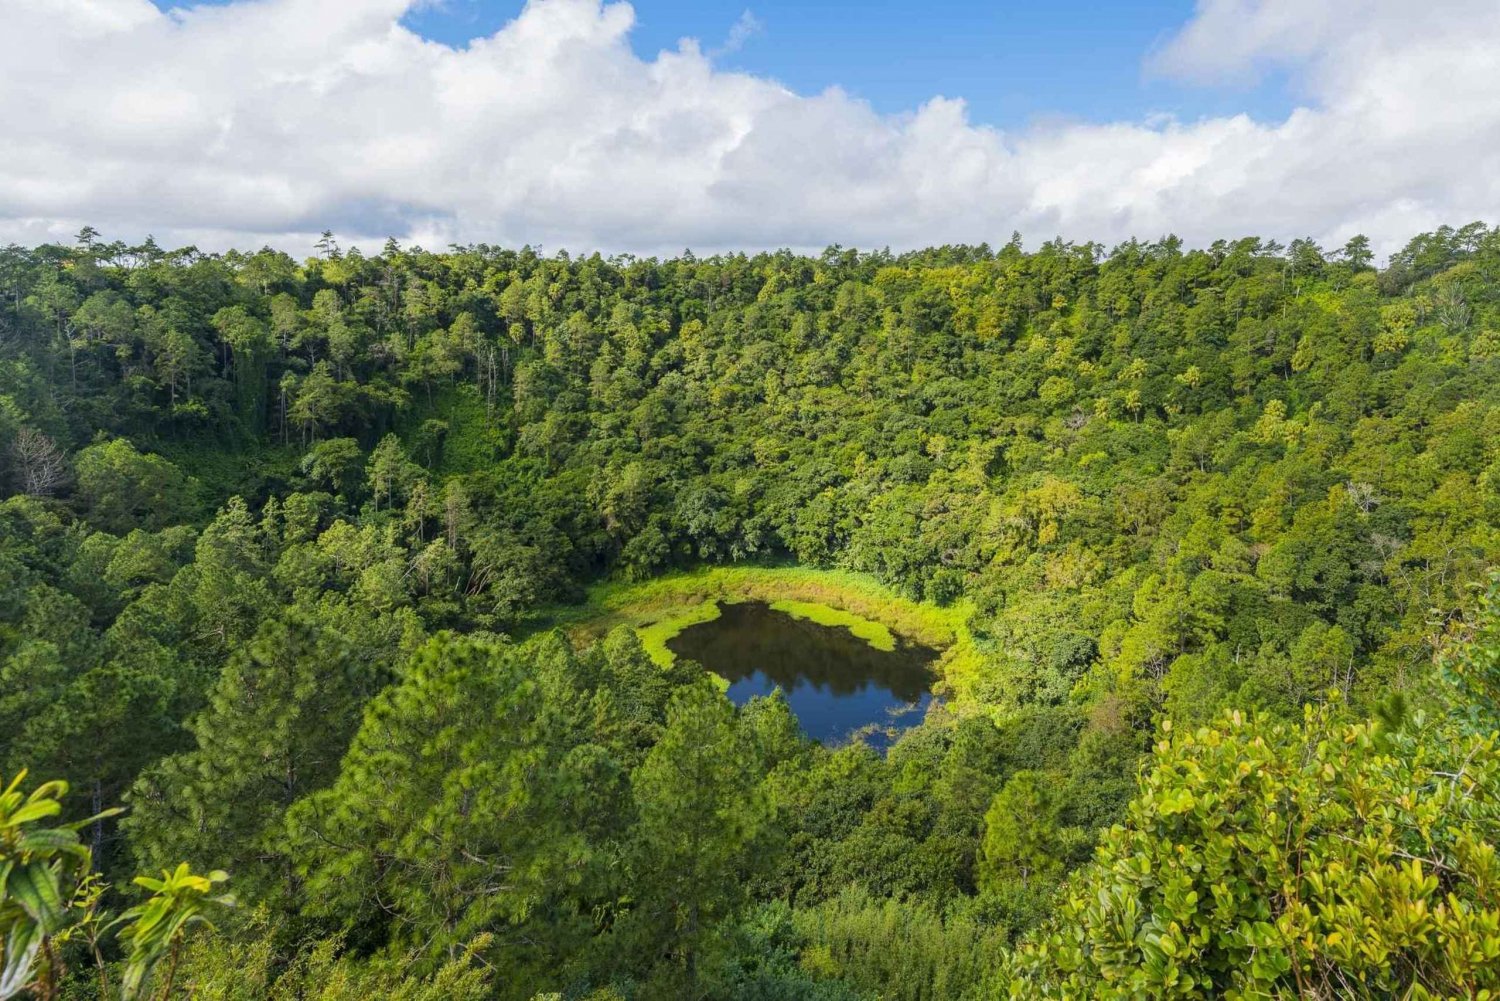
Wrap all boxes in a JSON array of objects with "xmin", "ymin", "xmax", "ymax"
[{"xmin": 159, "ymin": 0, "xmax": 1298, "ymax": 128}]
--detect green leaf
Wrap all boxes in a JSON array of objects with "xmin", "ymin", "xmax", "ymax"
[
  {"xmin": 62, "ymin": 805, "xmax": 124, "ymax": 832},
  {"xmin": 6, "ymin": 799, "xmax": 62, "ymax": 826},
  {"xmin": 1, "ymin": 919, "xmax": 44, "ymax": 999},
  {"xmin": 6, "ymin": 862, "xmax": 67, "ymax": 934},
  {"xmin": 17, "ymin": 827, "xmax": 81, "ymax": 853}
]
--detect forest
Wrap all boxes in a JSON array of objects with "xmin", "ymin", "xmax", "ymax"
[{"xmin": 1, "ymin": 222, "xmax": 1498, "ymax": 999}]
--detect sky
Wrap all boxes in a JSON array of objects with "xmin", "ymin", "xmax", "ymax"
[
  {"xmin": 1, "ymin": 0, "xmax": 1497, "ymax": 257},
  {"xmin": 405, "ymin": 0, "xmax": 1300, "ymax": 126}
]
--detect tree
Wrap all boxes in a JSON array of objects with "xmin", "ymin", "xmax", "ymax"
[
  {"xmin": 71, "ymin": 292, "xmax": 135, "ymax": 358},
  {"xmin": 366, "ymin": 433, "xmax": 419, "ymax": 512},
  {"xmin": 235, "ymin": 248, "xmax": 299, "ymax": 297},
  {"xmin": 286, "ymin": 362, "xmax": 349, "ymax": 442},
  {"xmin": 465, "ymin": 527, "xmax": 566, "ymax": 620},
  {"xmin": 137, "ymin": 308, "xmax": 208, "ymax": 407},
  {"xmin": 8, "ymin": 428, "xmax": 67, "ymax": 497},
  {"xmin": 74, "ymin": 440, "xmax": 196, "ymax": 533},
  {"xmin": 1339, "ymin": 234, "xmax": 1374, "ymax": 271},
  {"xmin": 299, "ymin": 437, "xmax": 363, "ymax": 498},
  {"xmin": 1438, "ymin": 572, "xmax": 1500, "ymax": 734},
  {"xmin": 1015, "ymin": 703, "xmax": 1500, "ymax": 998},
  {"xmin": 978, "ymin": 771, "xmax": 1069, "ymax": 892},
  {"xmin": 625, "ymin": 680, "xmax": 773, "ymax": 992},
  {"xmin": 2, "ymin": 638, "xmax": 186, "ymax": 867},
  {"xmin": 288, "ymin": 634, "xmax": 620, "ymax": 983},
  {"xmin": 211, "ymin": 305, "xmax": 271, "ymax": 427},
  {"xmin": 125, "ymin": 616, "xmax": 376, "ymax": 900}
]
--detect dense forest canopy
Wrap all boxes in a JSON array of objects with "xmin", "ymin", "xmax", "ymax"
[{"xmin": 0, "ymin": 223, "xmax": 1497, "ymax": 998}]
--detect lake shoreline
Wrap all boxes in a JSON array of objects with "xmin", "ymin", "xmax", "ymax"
[
  {"xmin": 667, "ymin": 599, "xmax": 939, "ymax": 746},
  {"xmin": 536, "ymin": 565, "xmax": 987, "ymax": 702}
]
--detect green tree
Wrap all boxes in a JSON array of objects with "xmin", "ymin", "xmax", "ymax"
[
  {"xmin": 1438, "ymin": 572, "xmax": 1500, "ymax": 733},
  {"xmin": 299, "ymin": 437, "xmax": 364, "ymax": 498},
  {"xmin": 624, "ymin": 679, "xmax": 774, "ymax": 992},
  {"xmin": 211, "ymin": 305, "xmax": 271, "ymax": 428},
  {"xmin": 1015, "ymin": 703, "xmax": 1500, "ymax": 998},
  {"xmin": 74, "ymin": 440, "xmax": 196, "ymax": 533},
  {"xmin": 366, "ymin": 433, "xmax": 419, "ymax": 512},
  {"xmin": 978, "ymin": 771, "xmax": 1071, "ymax": 893},
  {"xmin": 125, "ymin": 617, "xmax": 376, "ymax": 901},
  {"xmin": 288, "ymin": 634, "xmax": 620, "ymax": 986}
]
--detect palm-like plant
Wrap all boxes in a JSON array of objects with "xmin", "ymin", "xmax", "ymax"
[
  {"xmin": 2, "ymin": 769, "xmax": 231, "ymax": 1001},
  {"xmin": 110, "ymin": 863, "xmax": 234, "ymax": 1001},
  {"xmin": 0, "ymin": 769, "xmax": 121, "ymax": 1000}
]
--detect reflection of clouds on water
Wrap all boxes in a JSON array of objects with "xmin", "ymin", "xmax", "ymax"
[{"xmin": 669, "ymin": 600, "xmax": 937, "ymax": 747}]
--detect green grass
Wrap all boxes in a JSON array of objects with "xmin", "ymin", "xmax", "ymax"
[
  {"xmin": 768, "ymin": 599, "xmax": 897, "ymax": 652},
  {"xmin": 542, "ymin": 566, "xmax": 977, "ymax": 688},
  {"xmin": 635, "ymin": 597, "xmax": 722, "ymax": 665},
  {"xmin": 395, "ymin": 383, "xmax": 511, "ymax": 476}
]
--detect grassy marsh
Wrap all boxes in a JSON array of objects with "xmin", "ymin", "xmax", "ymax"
[{"xmin": 545, "ymin": 566, "xmax": 980, "ymax": 694}]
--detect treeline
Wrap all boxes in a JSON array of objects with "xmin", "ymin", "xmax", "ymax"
[{"xmin": 0, "ymin": 224, "xmax": 1497, "ymax": 997}]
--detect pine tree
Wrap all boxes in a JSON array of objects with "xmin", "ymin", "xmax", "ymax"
[
  {"xmin": 625, "ymin": 679, "xmax": 773, "ymax": 991},
  {"xmin": 124, "ymin": 616, "xmax": 374, "ymax": 902}
]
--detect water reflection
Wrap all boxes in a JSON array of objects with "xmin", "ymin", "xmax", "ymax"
[{"xmin": 666, "ymin": 600, "xmax": 937, "ymax": 745}]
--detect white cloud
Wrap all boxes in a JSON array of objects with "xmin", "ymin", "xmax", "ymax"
[
  {"xmin": 709, "ymin": 9, "xmax": 762, "ymax": 58},
  {"xmin": 0, "ymin": 0, "xmax": 1496, "ymax": 257}
]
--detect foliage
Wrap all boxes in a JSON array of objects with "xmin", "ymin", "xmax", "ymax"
[
  {"xmin": 1015, "ymin": 702, "xmax": 1500, "ymax": 997},
  {"xmin": 73, "ymin": 440, "xmax": 197, "ymax": 533},
  {"xmin": 0, "ymin": 225, "xmax": 1496, "ymax": 996},
  {"xmin": 0, "ymin": 770, "xmax": 115, "ymax": 999},
  {"xmin": 1438, "ymin": 571, "xmax": 1500, "ymax": 732},
  {"xmin": 0, "ymin": 769, "xmax": 227, "ymax": 1001},
  {"xmin": 111, "ymin": 863, "xmax": 234, "ymax": 1000},
  {"xmin": 165, "ymin": 909, "xmax": 494, "ymax": 1001},
  {"xmin": 788, "ymin": 889, "xmax": 1012, "ymax": 1001},
  {"xmin": 622, "ymin": 679, "xmax": 777, "ymax": 993}
]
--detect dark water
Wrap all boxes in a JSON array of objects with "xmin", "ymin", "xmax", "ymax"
[{"xmin": 666, "ymin": 601, "xmax": 937, "ymax": 746}]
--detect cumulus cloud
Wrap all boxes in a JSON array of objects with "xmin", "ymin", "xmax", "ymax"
[{"xmin": 0, "ymin": 0, "xmax": 1496, "ymax": 256}]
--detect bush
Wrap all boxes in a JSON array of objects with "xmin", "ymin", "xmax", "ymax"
[{"xmin": 1014, "ymin": 702, "xmax": 1500, "ymax": 998}]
